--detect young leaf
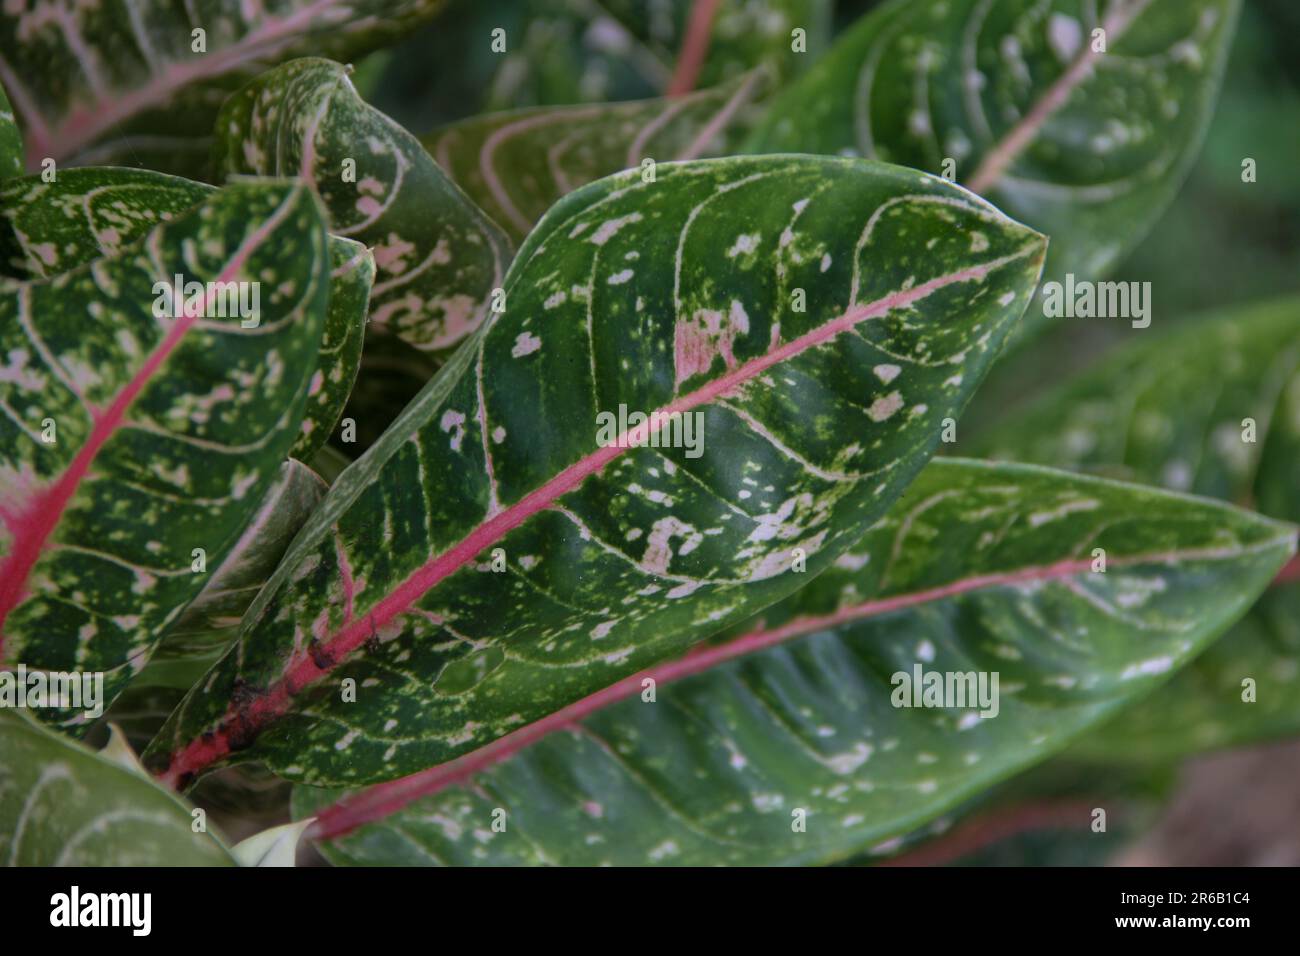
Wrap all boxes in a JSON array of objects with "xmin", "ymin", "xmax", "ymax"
[
  {"xmin": 0, "ymin": 180, "xmax": 330, "ymax": 730},
  {"xmin": 0, "ymin": 710, "xmax": 233, "ymax": 865},
  {"xmin": 0, "ymin": 167, "xmax": 372, "ymax": 461},
  {"xmin": 292, "ymin": 459, "xmax": 1295, "ymax": 865},
  {"xmin": 231, "ymin": 818, "xmax": 314, "ymax": 867},
  {"xmin": 424, "ymin": 70, "xmax": 768, "ymax": 243},
  {"xmin": 978, "ymin": 296, "xmax": 1300, "ymax": 760},
  {"xmin": 137, "ymin": 458, "xmax": 330, "ymax": 692},
  {"xmin": 214, "ymin": 57, "xmax": 513, "ymax": 355},
  {"xmin": 145, "ymin": 155, "xmax": 1047, "ymax": 789},
  {"xmin": 746, "ymin": 0, "xmax": 1239, "ymax": 337},
  {"xmin": 0, "ymin": 0, "xmax": 447, "ymax": 173},
  {"xmin": 0, "ymin": 81, "xmax": 20, "ymax": 179}
]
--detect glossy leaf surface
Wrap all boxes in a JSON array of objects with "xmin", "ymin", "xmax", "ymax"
[{"xmin": 145, "ymin": 155, "xmax": 1046, "ymax": 788}]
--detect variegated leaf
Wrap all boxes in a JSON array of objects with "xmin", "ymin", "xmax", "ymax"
[
  {"xmin": 138, "ymin": 458, "xmax": 329, "ymax": 692},
  {"xmin": 0, "ymin": 0, "xmax": 447, "ymax": 174},
  {"xmin": 423, "ymin": 70, "xmax": 769, "ymax": 243},
  {"xmin": 214, "ymin": 58, "xmax": 512, "ymax": 355},
  {"xmin": 0, "ymin": 167, "xmax": 372, "ymax": 461},
  {"xmin": 291, "ymin": 459, "xmax": 1294, "ymax": 865},
  {"xmin": 144, "ymin": 155, "xmax": 1047, "ymax": 789},
  {"xmin": 0, "ymin": 710, "xmax": 233, "ymax": 865},
  {"xmin": 0, "ymin": 81, "xmax": 20, "ymax": 180},
  {"xmin": 337, "ymin": 330, "xmax": 441, "ymax": 454},
  {"xmin": 978, "ymin": 296, "xmax": 1300, "ymax": 760},
  {"xmin": 369, "ymin": 0, "xmax": 830, "ymax": 130},
  {"xmin": 746, "ymin": 0, "xmax": 1238, "ymax": 338},
  {"xmin": 0, "ymin": 179, "xmax": 330, "ymax": 731}
]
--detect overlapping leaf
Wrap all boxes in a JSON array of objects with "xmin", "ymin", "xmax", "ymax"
[
  {"xmin": 0, "ymin": 0, "xmax": 447, "ymax": 174},
  {"xmin": 368, "ymin": 0, "xmax": 830, "ymax": 131},
  {"xmin": 746, "ymin": 0, "xmax": 1238, "ymax": 337},
  {"xmin": 214, "ymin": 58, "xmax": 512, "ymax": 355},
  {"xmin": 424, "ymin": 70, "xmax": 768, "ymax": 243},
  {"xmin": 0, "ymin": 167, "xmax": 372, "ymax": 460},
  {"xmin": 144, "ymin": 155, "xmax": 1047, "ymax": 789},
  {"xmin": 0, "ymin": 180, "xmax": 330, "ymax": 730},
  {"xmin": 979, "ymin": 296, "xmax": 1300, "ymax": 760},
  {"xmin": 0, "ymin": 81, "xmax": 20, "ymax": 179},
  {"xmin": 292, "ymin": 459, "xmax": 1294, "ymax": 865},
  {"xmin": 139, "ymin": 458, "xmax": 330, "ymax": 692},
  {"xmin": 0, "ymin": 710, "xmax": 233, "ymax": 865}
]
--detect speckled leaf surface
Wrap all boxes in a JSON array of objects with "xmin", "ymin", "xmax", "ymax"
[
  {"xmin": 0, "ymin": 82, "xmax": 20, "ymax": 180},
  {"xmin": 139, "ymin": 458, "xmax": 330, "ymax": 692},
  {"xmin": 424, "ymin": 71, "xmax": 768, "ymax": 244},
  {"xmin": 0, "ymin": 180, "xmax": 329, "ymax": 731},
  {"xmin": 0, "ymin": 710, "xmax": 233, "ymax": 865},
  {"xmin": 215, "ymin": 58, "xmax": 512, "ymax": 355},
  {"xmin": 746, "ymin": 0, "xmax": 1238, "ymax": 337},
  {"xmin": 979, "ymin": 297, "xmax": 1300, "ymax": 760},
  {"xmin": 0, "ymin": 0, "xmax": 446, "ymax": 173},
  {"xmin": 292, "ymin": 459, "xmax": 1294, "ymax": 865},
  {"xmin": 144, "ymin": 155, "xmax": 1047, "ymax": 789},
  {"xmin": 0, "ymin": 167, "xmax": 372, "ymax": 461}
]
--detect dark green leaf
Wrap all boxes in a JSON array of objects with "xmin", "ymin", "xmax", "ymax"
[
  {"xmin": 0, "ymin": 0, "xmax": 447, "ymax": 174},
  {"xmin": 367, "ymin": 0, "xmax": 831, "ymax": 131},
  {"xmin": 144, "ymin": 155, "xmax": 1047, "ymax": 788},
  {"xmin": 292, "ymin": 458, "xmax": 1293, "ymax": 865},
  {"xmin": 138, "ymin": 458, "xmax": 329, "ymax": 692},
  {"xmin": 0, "ymin": 167, "xmax": 372, "ymax": 461},
  {"xmin": 0, "ymin": 180, "xmax": 330, "ymax": 730},
  {"xmin": 424, "ymin": 71, "xmax": 768, "ymax": 244},
  {"xmin": 979, "ymin": 296, "xmax": 1300, "ymax": 760},
  {"xmin": 747, "ymin": 0, "xmax": 1239, "ymax": 338},
  {"xmin": 0, "ymin": 81, "xmax": 20, "ymax": 179},
  {"xmin": 215, "ymin": 58, "xmax": 512, "ymax": 355}
]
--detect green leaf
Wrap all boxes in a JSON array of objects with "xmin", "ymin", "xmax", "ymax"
[
  {"xmin": 0, "ymin": 710, "xmax": 233, "ymax": 865},
  {"xmin": 144, "ymin": 155, "xmax": 1047, "ymax": 789},
  {"xmin": 0, "ymin": 80, "xmax": 20, "ymax": 179},
  {"xmin": 1070, "ymin": 585, "xmax": 1300, "ymax": 760},
  {"xmin": 138, "ymin": 458, "xmax": 330, "ymax": 692},
  {"xmin": 746, "ymin": 0, "xmax": 1239, "ymax": 338},
  {"xmin": 0, "ymin": 0, "xmax": 447, "ymax": 175},
  {"xmin": 0, "ymin": 167, "xmax": 372, "ymax": 461},
  {"xmin": 291, "ymin": 458, "xmax": 1294, "ymax": 865},
  {"xmin": 423, "ymin": 70, "xmax": 769, "ymax": 244},
  {"xmin": 978, "ymin": 296, "xmax": 1300, "ymax": 760},
  {"xmin": 367, "ymin": 0, "xmax": 831, "ymax": 131},
  {"xmin": 214, "ymin": 58, "xmax": 512, "ymax": 355},
  {"xmin": 0, "ymin": 179, "xmax": 330, "ymax": 730}
]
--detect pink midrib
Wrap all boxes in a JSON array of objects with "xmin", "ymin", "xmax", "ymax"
[
  {"xmin": 0, "ymin": 315, "xmax": 195, "ymax": 654},
  {"xmin": 0, "ymin": 196, "xmax": 298, "ymax": 661},
  {"xmin": 13, "ymin": 0, "xmax": 347, "ymax": 165},
  {"xmin": 666, "ymin": 0, "xmax": 724, "ymax": 97},
  {"xmin": 157, "ymin": 246, "xmax": 1040, "ymax": 788},
  {"xmin": 964, "ymin": 0, "xmax": 1153, "ymax": 195},
  {"xmin": 307, "ymin": 536, "xmax": 1290, "ymax": 841}
]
